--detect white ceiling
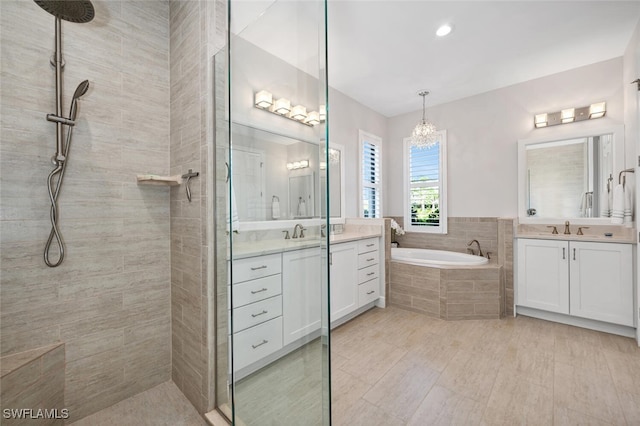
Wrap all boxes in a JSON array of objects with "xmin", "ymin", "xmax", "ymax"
[{"xmin": 233, "ymin": 1, "xmax": 640, "ymax": 118}]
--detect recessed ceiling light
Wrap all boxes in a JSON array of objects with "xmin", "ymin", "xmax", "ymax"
[{"xmin": 436, "ymin": 24, "xmax": 452, "ymax": 37}]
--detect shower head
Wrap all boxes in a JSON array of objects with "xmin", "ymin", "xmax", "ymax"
[
  {"xmin": 68, "ymin": 80, "xmax": 89, "ymax": 121},
  {"xmin": 72, "ymin": 80, "xmax": 90, "ymax": 101},
  {"xmin": 34, "ymin": 0, "xmax": 95, "ymax": 23}
]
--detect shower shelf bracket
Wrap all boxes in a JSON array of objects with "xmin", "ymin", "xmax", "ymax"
[{"xmin": 136, "ymin": 174, "xmax": 182, "ymax": 186}]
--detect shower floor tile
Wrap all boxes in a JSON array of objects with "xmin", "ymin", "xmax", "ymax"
[{"xmin": 68, "ymin": 381, "xmax": 207, "ymax": 426}]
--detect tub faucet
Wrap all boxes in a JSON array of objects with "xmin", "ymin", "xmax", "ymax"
[{"xmin": 467, "ymin": 239, "xmax": 483, "ymax": 257}]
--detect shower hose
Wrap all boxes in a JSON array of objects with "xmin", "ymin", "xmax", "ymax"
[{"xmin": 44, "ymin": 126, "xmax": 73, "ymax": 267}]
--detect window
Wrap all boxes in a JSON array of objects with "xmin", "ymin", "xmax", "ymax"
[
  {"xmin": 359, "ymin": 130, "xmax": 382, "ymax": 218},
  {"xmin": 404, "ymin": 131, "xmax": 447, "ymax": 233}
]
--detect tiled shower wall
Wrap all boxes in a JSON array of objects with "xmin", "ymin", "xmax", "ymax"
[
  {"xmin": 393, "ymin": 217, "xmax": 515, "ymax": 316},
  {"xmin": 169, "ymin": 0, "xmax": 209, "ymax": 413},
  {"xmin": 169, "ymin": 0, "xmax": 226, "ymax": 414},
  {"xmin": 0, "ymin": 0, "xmax": 171, "ymax": 421}
]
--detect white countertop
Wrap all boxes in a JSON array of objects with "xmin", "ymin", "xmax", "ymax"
[
  {"xmin": 230, "ymin": 230, "xmax": 382, "ymax": 259},
  {"xmin": 515, "ymin": 233, "xmax": 635, "ymax": 244}
]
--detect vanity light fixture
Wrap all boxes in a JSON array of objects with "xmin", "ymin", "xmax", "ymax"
[
  {"xmin": 290, "ymin": 105, "xmax": 307, "ymax": 121},
  {"xmin": 305, "ymin": 111, "xmax": 320, "ymax": 125},
  {"xmin": 533, "ymin": 102, "xmax": 607, "ymax": 128},
  {"xmin": 561, "ymin": 108, "xmax": 575, "ymax": 124},
  {"xmin": 286, "ymin": 159, "xmax": 309, "ymax": 170},
  {"xmin": 589, "ymin": 102, "xmax": 606, "ymax": 119},
  {"xmin": 254, "ymin": 90, "xmax": 273, "ymax": 109},
  {"xmin": 273, "ymin": 98, "xmax": 291, "ymax": 115},
  {"xmin": 534, "ymin": 113, "xmax": 548, "ymax": 128},
  {"xmin": 254, "ymin": 90, "xmax": 325, "ymax": 127}
]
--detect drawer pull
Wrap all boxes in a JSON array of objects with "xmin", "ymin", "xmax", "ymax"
[
  {"xmin": 251, "ymin": 288, "xmax": 268, "ymax": 294},
  {"xmin": 251, "ymin": 339, "xmax": 268, "ymax": 349},
  {"xmin": 366, "ymin": 258, "xmax": 375, "ymax": 262},
  {"xmin": 366, "ymin": 243, "xmax": 375, "ymax": 247},
  {"xmin": 366, "ymin": 290, "xmax": 375, "ymax": 295},
  {"xmin": 250, "ymin": 265, "xmax": 268, "ymax": 271},
  {"xmin": 366, "ymin": 272, "xmax": 375, "ymax": 276},
  {"xmin": 251, "ymin": 310, "xmax": 268, "ymax": 318}
]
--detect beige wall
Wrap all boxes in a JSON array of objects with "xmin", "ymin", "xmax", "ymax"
[
  {"xmin": 0, "ymin": 0, "xmax": 171, "ymax": 421},
  {"xmin": 385, "ymin": 58, "xmax": 625, "ymax": 218}
]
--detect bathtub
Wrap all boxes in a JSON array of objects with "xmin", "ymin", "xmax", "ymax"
[{"xmin": 391, "ymin": 247, "xmax": 488, "ymax": 267}]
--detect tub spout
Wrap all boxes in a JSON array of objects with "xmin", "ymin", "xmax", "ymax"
[{"xmin": 467, "ymin": 239, "xmax": 483, "ymax": 257}]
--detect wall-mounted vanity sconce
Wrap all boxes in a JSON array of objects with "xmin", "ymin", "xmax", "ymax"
[
  {"xmin": 254, "ymin": 90, "xmax": 326, "ymax": 127},
  {"xmin": 534, "ymin": 102, "xmax": 606, "ymax": 128},
  {"xmin": 286, "ymin": 159, "xmax": 309, "ymax": 170}
]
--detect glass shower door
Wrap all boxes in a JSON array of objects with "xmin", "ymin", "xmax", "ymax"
[{"xmin": 213, "ymin": 0, "xmax": 330, "ymax": 424}]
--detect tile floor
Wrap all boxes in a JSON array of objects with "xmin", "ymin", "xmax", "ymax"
[
  {"xmin": 68, "ymin": 306, "xmax": 640, "ymax": 425},
  {"xmin": 331, "ymin": 306, "xmax": 640, "ymax": 426}
]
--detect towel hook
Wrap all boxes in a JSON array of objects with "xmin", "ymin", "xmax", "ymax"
[
  {"xmin": 618, "ymin": 168, "xmax": 635, "ymax": 188},
  {"xmin": 181, "ymin": 169, "xmax": 200, "ymax": 202}
]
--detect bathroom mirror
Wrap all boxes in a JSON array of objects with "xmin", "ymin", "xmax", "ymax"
[
  {"xmin": 518, "ymin": 124, "xmax": 624, "ymax": 223},
  {"xmin": 231, "ymin": 123, "xmax": 344, "ymax": 222},
  {"xmin": 289, "ymin": 173, "xmax": 315, "ymax": 218}
]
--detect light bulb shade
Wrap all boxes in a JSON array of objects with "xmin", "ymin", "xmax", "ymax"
[
  {"xmin": 319, "ymin": 105, "xmax": 326, "ymax": 121},
  {"xmin": 255, "ymin": 90, "xmax": 273, "ymax": 109},
  {"xmin": 290, "ymin": 105, "xmax": 307, "ymax": 121},
  {"xmin": 286, "ymin": 162, "xmax": 294, "ymax": 170},
  {"xmin": 274, "ymin": 98, "xmax": 291, "ymax": 115},
  {"xmin": 561, "ymin": 108, "xmax": 575, "ymax": 124},
  {"xmin": 410, "ymin": 120, "xmax": 438, "ymax": 148},
  {"xmin": 305, "ymin": 111, "xmax": 320, "ymax": 125},
  {"xmin": 589, "ymin": 102, "xmax": 606, "ymax": 119},
  {"xmin": 299, "ymin": 159, "xmax": 309, "ymax": 168},
  {"xmin": 534, "ymin": 113, "xmax": 548, "ymax": 128},
  {"xmin": 320, "ymin": 161, "xmax": 327, "ymax": 170}
]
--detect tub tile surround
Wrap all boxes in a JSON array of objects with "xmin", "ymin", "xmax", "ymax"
[
  {"xmin": 389, "ymin": 217, "xmax": 514, "ymax": 318},
  {"xmin": 0, "ymin": 344, "xmax": 65, "ymax": 425}
]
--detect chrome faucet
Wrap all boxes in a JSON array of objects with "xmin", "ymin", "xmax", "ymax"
[
  {"xmin": 292, "ymin": 223, "xmax": 306, "ymax": 239},
  {"xmin": 467, "ymin": 239, "xmax": 483, "ymax": 257}
]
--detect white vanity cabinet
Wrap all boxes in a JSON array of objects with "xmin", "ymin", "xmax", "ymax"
[
  {"xmin": 282, "ymin": 247, "xmax": 322, "ymax": 346},
  {"xmin": 357, "ymin": 238, "xmax": 380, "ymax": 307},
  {"xmin": 329, "ymin": 241, "xmax": 358, "ymax": 322},
  {"xmin": 569, "ymin": 241, "xmax": 633, "ymax": 326},
  {"xmin": 231, "ymin": 253, "xmax": 283, "ymax": 372},
  {"xmin": 516, "ymin": 239, "xmax": 569, "ymax": 314},
  {"xmin": 517, "ymin": 238, "xmax": 634, "ymax": 327}
]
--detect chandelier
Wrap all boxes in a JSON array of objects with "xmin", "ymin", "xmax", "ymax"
[{"xmin": 410, "ymin": 90, "xmax": 438, "ymax": 148}]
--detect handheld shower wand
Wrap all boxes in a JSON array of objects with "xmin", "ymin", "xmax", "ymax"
[{"xmin": 35, "ymin": 0, "xmax": 95, "ymax": 267}]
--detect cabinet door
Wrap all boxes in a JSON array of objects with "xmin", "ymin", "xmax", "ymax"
[
  {"xmin": 517, "ymin": 239, "xmax": 569, "ymax": 314},
  {"xmin": 569, "ymin": 241, "xmax": 633, "ymax": 326},
  {"xmin": 282, "ymin": 247, "xmax": 322, "ymax": 346},
  {"xmin": 330, "ymin": 242, "xmax": 358, "ymax": 322}
]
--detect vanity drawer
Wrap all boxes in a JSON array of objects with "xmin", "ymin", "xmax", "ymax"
[
  {"xmin": 358, "ymin": 238, "xmax": 379, "ymax": 254},
  {"xmin": 358, "ymin": 264, "xmax": 379, "ymax": 284},
  {"xmin": 232, "ymin": 295, "xmax": 282, "ymax": 332},
  {"xmin": 233, "ymin": 253, "xmax": 282, "ymax": 284},
  {"xmin": 232, "ymin": 274, "xmax": 282, "ymax": 308},
  {"xmin": 357, "ymin": 251, "xmax": 379, "ymax": 270},
  {"xmin": 358, "ymin": 278, "xmax": 379, "ymax": 307},
  {"xmin": 233, "ymin": 316, "xmax": 283, "ymax": 371}
]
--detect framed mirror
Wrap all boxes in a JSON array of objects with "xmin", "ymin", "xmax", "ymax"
[{"xmin": 518, "ymin": 124, "xmax": 625, "ymax": 223}]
